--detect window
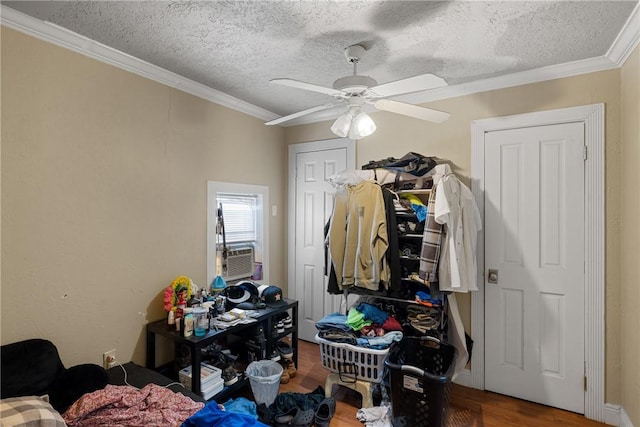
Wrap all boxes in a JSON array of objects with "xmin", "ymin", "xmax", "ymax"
[
  {"xmin": 207, "ymin": 181, "xmax": 269, "ymax": 287},
  {"xmin": 217, "ymin": 193, "xmax": 257, "ymax": 244}
]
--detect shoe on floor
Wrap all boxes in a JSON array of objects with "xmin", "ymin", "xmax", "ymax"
[
  {"xmin": 314, "ymin": 397, "xmax": 336, "ymax": 427},
  {"xmin": 276, "ymin": 340, "xmax": 293, "ymax": 360},
  {"xmin": 269, "ymin": 348, "xmax": 281, "ymax": 362},
  {"xmin": 275, "ymin": 407, "xmax": 315, "ymax": 427},
  {"xmin": 280, "ymin": 366, "xmax": 290, "ymax": 384},
  {"xmin": 281, "ymin": 358, "xmax": 296, "ymax": 378},
  {"xmin": 274, "ymin": 408, "xmax": 295, "ymax": 426},
  {"xmin": 292, "ymin": 408, "xmax": 315, "ymax": 427},
  {"xmin": 222, "ymin": 364, "xmax": 238, "ymax": 386}
]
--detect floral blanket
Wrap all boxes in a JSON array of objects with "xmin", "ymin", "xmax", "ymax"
[{"xmin": 63, "ymin": 383, "xmax": 204, "ymax": 426}]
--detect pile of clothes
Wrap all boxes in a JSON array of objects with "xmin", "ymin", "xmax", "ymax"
[{"xmin": 316, "ymin": 302, "xmax": 403, "ymax": 349}]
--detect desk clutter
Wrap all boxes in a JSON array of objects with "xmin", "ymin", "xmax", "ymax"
[{"xmin": 163, "ymin": 276, "xmax": 288, "ymax": 337}]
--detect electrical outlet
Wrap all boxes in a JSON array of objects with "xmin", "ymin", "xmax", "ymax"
[{"xmin": 103, "ymin": 349, "xmax": 117, "ymax": 369}]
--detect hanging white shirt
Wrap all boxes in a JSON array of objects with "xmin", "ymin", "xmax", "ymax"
[{"xmin": 434, "ymin": 172, "xmax": 482, "ymax": 292}]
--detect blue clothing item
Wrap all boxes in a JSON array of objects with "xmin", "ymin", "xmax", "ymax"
[
  {"xmin": 412, "ymin": 203, "xmax": 427, "ymax": 222},
  {"xmin": 356, "ymin": 331, "xmax": 403, "ymax": 349},
  {"xmin": 355, "ymin": 302, "xmax": 389, "ymax": 325},
  {"xmin": 416, "ymin": 290, "xmax": 443, "ymax": 305},
  {"xmin": 182, "ymin": 401, "xmax": 268, "ymax": 427},
  {"xmin": 222, "ymin": 397, "xmax": 258, "ymax": 419},
  {"xmin": 315, "ymin": 312, "xmax": 352, "ymax": 332},
  {"xmin": 416, "ymin": 290, "xmax": 431, "ymax": 301}
]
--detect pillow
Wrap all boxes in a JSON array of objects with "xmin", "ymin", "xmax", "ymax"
[
  {"xmin": 0, "ymin": 396, "xmax": 66, "ymax": 427},
  {"xmin": 0, "ymin": 339, "xmax": 65, "ymax": 399},
  {"xmin": 48, "ymin": 364, "xmax": 108, "ymax": 414}
]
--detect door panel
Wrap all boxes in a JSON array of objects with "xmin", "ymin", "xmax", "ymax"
[
  {"xmin": 484, "ymin": 122, "xmax": 585, "ymax": 413},
  {"xmin": 295, "ymin": 147, "xmax": 348, "ymax": 342}
]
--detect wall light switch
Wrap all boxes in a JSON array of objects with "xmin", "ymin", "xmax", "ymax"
[{"xmin": 271, "ymin": 205, "xmax": 277, "ymax": 216}]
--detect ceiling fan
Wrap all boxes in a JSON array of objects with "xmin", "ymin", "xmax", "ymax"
[{"xmin": 265, "ymin": 44, "xmax": 451, "ymax": 138}]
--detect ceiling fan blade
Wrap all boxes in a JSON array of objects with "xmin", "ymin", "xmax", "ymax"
[
  {"xmin": 369, "ymin": 73, "xmax": 447, "ymax": 98},
  {"xmin": 265, "ymin": 103, "xmax": 337, "ymax": 126},
  {"xmin": 374, "ymin": 99, "xmax": 451, "ymax": 123},
  {"xmin": 270, "ymin": 78, "xmax": 341, "ymax": 96}
]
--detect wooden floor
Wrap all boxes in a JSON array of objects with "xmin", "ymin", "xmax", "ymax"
[{"xmin": 275, "ymin": 340, "xmax": 607, "ymax": 427}]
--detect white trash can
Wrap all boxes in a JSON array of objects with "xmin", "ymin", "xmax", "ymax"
[{"xmin": 246, "ymin": 360, "xmax": 283, "ymax": 406}]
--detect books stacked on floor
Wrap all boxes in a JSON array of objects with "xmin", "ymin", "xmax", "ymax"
[{"xmin": 178, "ymin": 362, "xmax": 224, "ymax": 400}]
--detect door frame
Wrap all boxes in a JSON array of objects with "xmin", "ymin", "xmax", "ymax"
[
  {"xmin": 470, "ymin": 104, "xmax": 605, "ymax": 421},
  {"xmin": 287, "ymin": 138, "xmax": 356, "ymax": 304}
]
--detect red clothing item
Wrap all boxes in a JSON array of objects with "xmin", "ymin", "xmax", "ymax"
[
  {"xmin": 63, "ymin": 384, "xmax": 203, "ymax": 426},
  {"xmin": 382, "ymin": 316, "xmax": 403, "ymax": 332}
]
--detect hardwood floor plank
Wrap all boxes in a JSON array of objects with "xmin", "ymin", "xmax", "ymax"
[{"xmin": 273, "ymin": 340, "xmax": 608, "ymax": 427}]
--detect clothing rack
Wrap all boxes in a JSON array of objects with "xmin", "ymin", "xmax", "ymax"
[
  {"xmin": 342, "ymin": 287, "xmax": 449, "ymax": 343},
  {"xmin": 325, "ymin": 155, "xmax": 475, "ymax": 378}
]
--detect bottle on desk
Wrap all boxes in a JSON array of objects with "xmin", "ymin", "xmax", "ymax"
[
  {"xmin": 193, "ymin": 307, "xmax": 208, "ymax": 337},
  {"xmin": 183, "ymin": 308, "xmax": 194, "ymax": 338}
]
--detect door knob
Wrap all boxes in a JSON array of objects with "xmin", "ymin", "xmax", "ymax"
[{"xmin": 488, "ymin": 269, "xmax": 499, "ymax": 284}]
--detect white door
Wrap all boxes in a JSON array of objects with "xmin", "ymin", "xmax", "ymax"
[
  {"xmin": 484, "ymin": 122, "xmax": 585, "ymax": 413},
  {"xmin": 289, "ymin": 140, "xmax": 355, "ymax": 342}
]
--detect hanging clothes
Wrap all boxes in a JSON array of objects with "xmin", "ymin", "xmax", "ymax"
[
  {"xmin": 433, "ymin": 166, "xmax": 482, "ymax": 292},
  {"xmin": 381, "ymin": 187, "xmax": 401, "ymax": 293},
  {"xmin": 418, "ymin": 183, "xmax": 443, "ymax": 284},
  {"xmin": 328, "ymin": 181, "xmax": 389, "ymax": 291}
]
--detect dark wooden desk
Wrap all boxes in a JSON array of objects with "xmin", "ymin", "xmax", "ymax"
[{"xmin": 146, "ymin": 299, "xmax": 298, "ymax": 397}]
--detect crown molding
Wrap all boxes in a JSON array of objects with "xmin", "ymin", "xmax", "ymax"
[
  {"xmin": 606, "ymin": 1, "xmax": 640, "ymax": 66},
  {"xmin": 394, "ymin": 55, "xmax": 619, "ymax": 108},
  {"xmin": 0, "ymin": 5, "xmax": 279, "ymax": 122}
]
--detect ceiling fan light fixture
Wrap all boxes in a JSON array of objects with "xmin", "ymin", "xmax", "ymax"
[
  {"xmin": 348, "ymin": 111, "xmax": 376, "ymax": 139},
  {"xmin": 330, "ymin": 111, "xmax": 353, "ymax": 138}
]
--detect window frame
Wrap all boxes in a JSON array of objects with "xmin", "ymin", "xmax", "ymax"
[{"xmin": 207, "ymin": 181, "xmax": 269, "ymax": 287}]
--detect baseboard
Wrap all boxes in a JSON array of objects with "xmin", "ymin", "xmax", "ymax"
[
  {"xmin": 453, "ymin": 368, "xmax": 473, "ymax": 388},
  {"xmin": 603, "ymin": 403, "xmax": 635, "ymax": 427},
  {"xmin": 620, "ymin": 406, "xmax": 635, "ymax": 427},
  {"xmin": 605, "ymin": 403, "xmax": 622, "ymax": 426}
]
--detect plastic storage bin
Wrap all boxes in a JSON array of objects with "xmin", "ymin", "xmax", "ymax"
[
  {"xmin": 246, "ymin": 360, "xmax": 283, "ymax": 406},
  {"xmin": 384, "ymin": 336, "xmax": 457, "ymax": 427}
]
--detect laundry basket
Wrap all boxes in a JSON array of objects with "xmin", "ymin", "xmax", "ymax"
[
  {"xmin": 384, "ymin": 336, "xmax": 457, "ymax": 427},
  {"xmin": 246, "ymin": 360, "xmax": 283, "ymax": 406},
  {"xmin": 315, "ymin": 334, "xmax": 390, "ymax": 383}
]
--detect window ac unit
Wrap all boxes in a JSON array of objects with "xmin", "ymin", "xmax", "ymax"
[{"xmin": 223, "ymin": 247, "xmax": 254, "ymax": 281}]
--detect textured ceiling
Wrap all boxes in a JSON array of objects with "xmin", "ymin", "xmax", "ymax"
[{"xmin": 4, "ymin": 1, "xmax": 638, "ymax": 121}]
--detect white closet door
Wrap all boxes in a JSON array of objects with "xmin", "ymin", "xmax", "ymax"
[
  {"xmin": 484, "ymin": 122, "xmax": 586, "ymax": 413},
  {"xmin": 291, "ymin": 142, "xmax": 352, "ymax": 342}
]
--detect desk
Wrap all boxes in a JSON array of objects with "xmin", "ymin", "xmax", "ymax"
[{"xmin": 146, "ymin": 299, "xmax": 298, "ymax": 397}]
